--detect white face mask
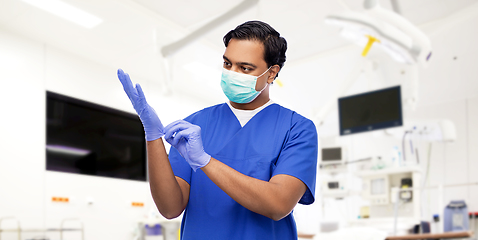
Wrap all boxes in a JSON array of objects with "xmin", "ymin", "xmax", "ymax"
[{"xmin": 220, "ymin": 67, "xmax": 271, "ymax": 104}]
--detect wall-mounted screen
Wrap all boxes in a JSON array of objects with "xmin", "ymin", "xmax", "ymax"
[
  {"xmin": 46, "ymin": 91, "xmax": 146, "ymax": 181},
  {"xmin": 339, "ymin": 86, "xmax": 402, "ymax": 135},
  {"xmin": 321, "ymin": 147, "xmax": 344, "ymax": 166}
]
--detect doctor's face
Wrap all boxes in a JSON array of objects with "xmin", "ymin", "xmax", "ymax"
[{"xmin": 222, "ymin": 39, "xmax": 272, "ymax": 91}]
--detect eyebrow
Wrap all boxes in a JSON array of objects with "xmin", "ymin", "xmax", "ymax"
[{"xmin": 223, "ymin": 55, "xmax": 257, "ymax": 68}]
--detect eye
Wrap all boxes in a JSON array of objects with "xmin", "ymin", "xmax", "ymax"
[
  {"xmin": 241, "ymin": 66, "xmax": 252, "ymax": 72},
  {"xmin": 223, "ymin": 61, "xmax": 231, "ymax": 67}
]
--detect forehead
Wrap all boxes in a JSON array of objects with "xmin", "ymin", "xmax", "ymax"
[{"xmin": 223, "ymin": 39, "xmax": 266, "ymax": 66}]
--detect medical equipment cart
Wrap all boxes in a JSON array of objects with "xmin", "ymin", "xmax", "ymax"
[{"xmin": 0, "ymin": 217, "xmax": 84, "ymax": 240}]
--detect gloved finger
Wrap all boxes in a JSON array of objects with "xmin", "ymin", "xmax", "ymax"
[
  {"xmin": 164, "ymin": 120, "xmax": 183, "ymax": 140},
  {"xmin": 168, "ymin": 134, "xmax": 182, "ymax": 147},
  {"xmin": 118, "ymin": 70, "xmax": 136, "ymax": 101},
  {"xmin": 135, "ymin": 83, "xmax": 147, "ymax": 101},
  {"xmin": 164, "ymin": 119, "xmax": 189, "ymax": 130},
  {"xmin": 168, "ymin": 128, "xmax": 195, "ymax": 146},
  {"xmin": 166, "ymin": 122, "xmax": 197, "ymax": 146},
  {"xmin": 117, "ymin": 69, "xmax": 137, "ymax": 98},
  {"xmin": 135, "ymin": 83, "xmax": 149, "ymax": 108},
  {"xmin": 166, "ymin": 130, "xmax": 185, "ymax": 146},
  {"xmin": 164, "ymin": 120, "xmax": 192, "ymax": 139},
  {"xmin": 165, "ymin": 134, "xmax": 184, "ymax": 147},
  {"xmin": 164, "ymin": 134, "xmax": 174, "ymax": 145},
  {"xmin": 164, "ymin": 120, "xmax": 187, "ymax": 145},
  {"xmin": 174, "ymin": 138, "xmax": 188, "ymax": 160},
  {"xmin": 166, "ymin": 127, "xmax": 194, "ymax": 147}
]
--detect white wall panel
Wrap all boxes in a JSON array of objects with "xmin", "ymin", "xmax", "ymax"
[
  {"xmin": 44, "ymin": 172, "xmax": 154, "ymax": 240},
  {"xmin": 43, "ymin": 44, "xmax": 168, "ymax": 240},
  {"xmin": 467, "ymin": 96, "xmax": 478, "ymax": 212},
  {"xmin": 418, "ymin": 8, "xmax": 478, "ymax": 107},
  {"xmin": 0, "ymin": 28, "xmax": 46, "ymax": 238},
  {"xmin": 1, "ymin": 0, "xmax": 478, "ymax": 236},
  {"xmin": 0, "ymin": 28, "xmax": 184, "ymax": 240},
  {"xmin": 407, "ymin": 99, "xmax": 469, "ymax": 217},
  {"xmin": 44, "ymin": 45, "xmax": 138, "ymax": 114}
]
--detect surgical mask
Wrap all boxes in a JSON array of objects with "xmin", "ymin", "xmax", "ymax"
[{"xmin": 220, "ymin": 67, "xmax": 271, "ymax": 104}]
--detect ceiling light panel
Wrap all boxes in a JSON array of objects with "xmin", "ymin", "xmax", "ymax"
[{"xmin": 21, "ymin": 0, "xmax": 103, "ymax": 28}]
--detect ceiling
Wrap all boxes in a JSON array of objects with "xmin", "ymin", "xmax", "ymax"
[
  {"xmin": 1, "ymin": 0, "xmax": 476, "ymax": 78},
  {"xmin": 1, "ymin": 0, "xmax": 477, "ymax": 118}
]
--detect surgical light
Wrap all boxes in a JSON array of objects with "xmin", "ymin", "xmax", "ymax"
[
  {"xmin": 22, "ymin": 0, "xmax": 103, "ymax": 29},
  {"xmin": 325, "ymin": 0, "xmax": 432, "ymax": 66}
]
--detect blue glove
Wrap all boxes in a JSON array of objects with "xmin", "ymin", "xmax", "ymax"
[
  {"xmin": 117, "ymin": 69, "xmax": 164, "ymax": 141},
  {"xmin": 164, "ymin": 120, "xmax": 211, "ymax": 171}
]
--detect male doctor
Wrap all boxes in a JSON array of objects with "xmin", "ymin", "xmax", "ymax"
[{"xmin": 118, "ymin": 20, "xmax": 318, "ymax": 239}]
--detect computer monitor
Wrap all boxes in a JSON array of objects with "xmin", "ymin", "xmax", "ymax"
[
  {"xmin": 338, "ymin": 86, "xmax": 403, "ymax": 136},
  {"xmin": 321, "ymin": 147, "xmax": 345, "ymax": 166}
]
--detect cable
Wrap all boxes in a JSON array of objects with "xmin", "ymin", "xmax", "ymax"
[
  {"xmin": 319, "ymin": 157, "xmax": 373, "ymax": 169},
  {"xmin": 420, "ymin": 143, "xmax": 432, "ymax": 221},
  {"xmin": 415, "ymin": 148, "xmax": 420, "ymax": 164},
  {"xmin": 402, "ymin": 131, "xmax": 412, "ymax": 162},
  {"xmin": 424, "ymin": 143, "xmax": 432, "ymax": 188},
  {"xmin": 410, "ymin": 138, "xmax": 414, "ymax": 155},
  {"xmin": 393, "ymin": 199, "xmax": 407, "ymax": 235}
]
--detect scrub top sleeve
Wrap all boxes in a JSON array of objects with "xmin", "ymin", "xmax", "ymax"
[
  {"xmin": 168, "ymin": 146, "xmax": 192, "ymax": 185},
  {"xmin": 272, "ymin": 117, "xmax": 318, "ymax": 205}
]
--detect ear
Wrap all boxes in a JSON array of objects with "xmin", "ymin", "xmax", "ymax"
[{"xmin": 267, "ymin": 65, "xmax": 280, "ymax": 84}]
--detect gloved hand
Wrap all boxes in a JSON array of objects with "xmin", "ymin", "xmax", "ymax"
[
  {"xmin": 164, "ymin": 120, "xmax": 211, "ymax": 171},
  {"xmin": 117, "ymin": 69, "xmax": 164, "ymax": 141}
]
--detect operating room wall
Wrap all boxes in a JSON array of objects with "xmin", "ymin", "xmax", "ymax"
[
  {"xmin": 0, "ymin": 27, "xmax": 209, "ymax": 240},
  {"xmin": 295, "ymin": 10, "xmax": 478, "ymax": 231},
  {"xmin": 357, "ymin": 8, "xmax": 478, "ymax": 219},
  {"xmin": 1, "ymin": 9, "xmax": 477, "ymax": 240},
  {"xmin": 0, "ymin": 25, "xmax": 46, "ymax": 240}
]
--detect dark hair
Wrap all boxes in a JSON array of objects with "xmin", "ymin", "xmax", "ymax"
[{"xmin": 223, "ymin": 20, "xmax": 287, "ymax": 78}]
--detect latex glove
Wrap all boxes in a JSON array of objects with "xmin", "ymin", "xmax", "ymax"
[
  {"xmin": 117, "ymin": 69, "xmax": 164, "ymax": 141},
  {"xmin": 164, "ymin": 120, "xmax": 211, "ymax": 171}
]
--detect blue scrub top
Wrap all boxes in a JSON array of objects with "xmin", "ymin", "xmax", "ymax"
[{"xmin": 169, "ymin": 103, "xmax": 318, "ymax": 240}]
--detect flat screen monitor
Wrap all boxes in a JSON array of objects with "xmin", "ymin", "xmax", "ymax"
[
  {"xmin": 46, "ymin": 91, "xmax": 146, "ymax": 181},
  {"xmin": 338, "ymin": 86, "xmax": 402, "ymax": 135},
  {"xmin": 321, "ymin": 147, "xmax": 343, "ymax": 165}
]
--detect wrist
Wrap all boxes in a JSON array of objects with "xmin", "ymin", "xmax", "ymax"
[
  {"xmin": 145, "ymin": 133, "xmax": 164, "ymax": 142},
  {"xmin": 192, "ymin": 153, "xmax": 211, "ymax": 172},
  {"xmin": 146, "ymin": 137, "xmax": 163, "ymax": 143},
  {"xmin": 144, "ymin": 126, "xmax": 165, "ymax": 141},
  {"xmin": 200, "ymin": 156, "xmax": 213, "ymax": 170}
]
